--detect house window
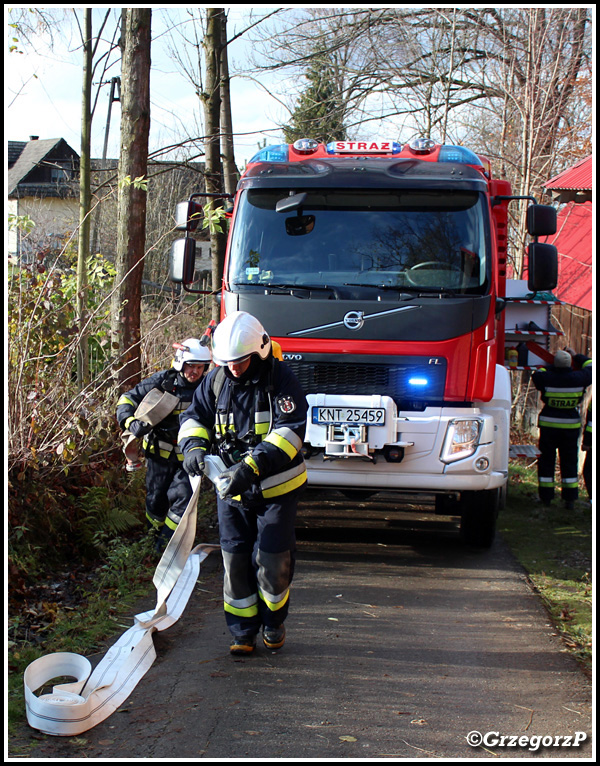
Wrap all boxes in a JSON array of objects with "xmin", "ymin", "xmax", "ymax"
[{"xmin": 51, "ymin": 164, "xmax": 70, "ymax": 183}]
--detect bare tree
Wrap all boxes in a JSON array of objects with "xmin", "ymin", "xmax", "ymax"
[
  {"xmin": 248, "ymin": 7, "xmax": 590, "ymax": 277},
  {"xmin": 111, "ymin": 8, "xmax": 152, "ymax": 390},
  {"xmin": 201, "ymin": 8, "xmax": 227, "ymax": 321}
]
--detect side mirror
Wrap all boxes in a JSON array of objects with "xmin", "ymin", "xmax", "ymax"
[
  {"xmin": 527, "ymin": 204, "xmax": 557, "ymax": 237},
  {"xmin": 175, "ymin": 200, "xmax": 204, "ymax": 232},
  {"xmin": 527, "ymin": 242, "xmax": 558, "ymax": 292},
  {"xmin": 169, "ymin": 238, "xmax": 196, "ymax": 283}
]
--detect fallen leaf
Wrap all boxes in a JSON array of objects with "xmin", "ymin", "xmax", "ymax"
[{"xmin": 339, "ymin": 735, "xmax": 357, "ymax": 742}]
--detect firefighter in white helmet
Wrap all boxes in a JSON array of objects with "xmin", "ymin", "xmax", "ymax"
[
  {"xmin": 116, "ymin": 338, "xmax": 211, "ymax": 552},
  {"xmin": 178, "ymin": 311, "xmax": 308, "ymax": 655}
]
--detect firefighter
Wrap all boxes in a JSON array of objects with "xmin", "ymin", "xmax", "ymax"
[
  {"xmin": 116, "ymin": 339, "xmax": 211, "ymax": 552},
  {"xmin": 581, "ymin": 401, "xmax": 592, "ymax": 504},
  {"xmin": 532, "ymin": 349, "xmax": 592, "ymax": 509},
  {"xmin": 178, "ymin": 311, "xmax": 308, "ymax": 655}
]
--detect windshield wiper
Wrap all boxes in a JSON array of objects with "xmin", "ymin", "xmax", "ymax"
[
  {"xmin": 232, "ymin": 282, "xmax": 340, "ymax": 299},
  {"xmin": 344, "ymin": 282, "xmax": 406, "ymax": 290},
  {"xmin": 409, "ymin": 285, "xmax": 458, "ymax": 296},
  {"xmin": 344, "ymin": 283, "xmax": 419, "ymax": 301}
]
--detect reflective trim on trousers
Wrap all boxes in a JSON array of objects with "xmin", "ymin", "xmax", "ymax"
[
  {"xmin": 260, "ymin": 463, "xmax": 307, "ymax": 498},
  {"xmin": 539, "ymin": 417, "xmax": 582, "ymax": 429}
]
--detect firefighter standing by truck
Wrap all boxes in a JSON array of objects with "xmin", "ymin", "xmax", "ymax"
[
  {"xmin": 178, "ymin": 311, "xmax": 308, "ymax": 655},
  {"xmin": 532, "ymin": 349, "xmax": 592, "ymax": 509},
  {"xmin": 116, "ymin": 339, "xmax": 211, "ymax": 552}
]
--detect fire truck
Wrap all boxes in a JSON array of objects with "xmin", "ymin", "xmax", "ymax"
[{"xmin": 169, "ymin": 138, "xmax": 558, "ymax": 547}]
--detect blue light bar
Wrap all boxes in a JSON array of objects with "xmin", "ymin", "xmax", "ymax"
[
  {"xmin": 438, "ymin": 145, "xmax": 483, "ymax": 165},
  {"xmin": 248, "ymin": 144, "xmax": 290, "ymax": 163},
  {"xmin": 408, "ymin": 377, "xmax": 429, "ymax": 387}
]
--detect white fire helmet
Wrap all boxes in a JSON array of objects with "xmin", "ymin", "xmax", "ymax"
[
  {"xmin": 211, "ymin": 311, "xmax": 271, "ymax": 366},
  {"xmin": 172, "ymin": 338, "xmax": 212, "ymax": 371}
]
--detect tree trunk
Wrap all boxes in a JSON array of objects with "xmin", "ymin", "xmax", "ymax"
[
  {"xmin": 111, "ymin": 8, "xmax": 151, "ymax": 390},
  {"xmin": 220, "ymin": 15, "xmax": 238, "ymax": 196},
  {"xmin": 76, "ymin": 9, "xmax": 92, "ymax": 388},
  {"xmin": 202, "ymin": 8, "xmax": 227, "ymax": 322}
]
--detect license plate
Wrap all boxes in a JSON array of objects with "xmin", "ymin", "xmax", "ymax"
[{"xmin": 312, "ymin": 406, "xmax": 386, "ymax": 426}]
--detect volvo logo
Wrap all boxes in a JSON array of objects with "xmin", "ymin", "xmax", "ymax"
[
  {"xmin": 283, "ymin": 353, "xmax": 303, "ymax": 361},
  {"xmin": 343, "ymin": 310, "xmax": 365, "ymax": 330}
]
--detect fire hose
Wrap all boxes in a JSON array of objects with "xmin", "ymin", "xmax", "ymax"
[{"xmin": 23, "ymin": 476, "xmax": 218, "ymax": 737}]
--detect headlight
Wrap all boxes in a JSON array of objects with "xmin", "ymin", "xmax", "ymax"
[{"xmin": 440, "ymin": 418, "xmax": 483, "ymax": 463}]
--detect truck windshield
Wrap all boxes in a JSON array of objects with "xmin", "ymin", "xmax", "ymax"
[{"xmin": 228, "ymin": 189, "xmax": 490, "ymax": 295}]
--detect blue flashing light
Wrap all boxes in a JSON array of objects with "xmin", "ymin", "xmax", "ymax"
[
  {"xmin": 248, "ymin": 144, "xmax": 290, "ymax": 163},
  {"xmin": 408, "ymin": 377, "xmax": 429, "ymax": 387},
  {"xmin": 438, "ymin": 145, "xmax": 483, "ymax": 166}
]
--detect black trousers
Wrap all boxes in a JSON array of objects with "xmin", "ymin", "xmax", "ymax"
[
  {"xmin": 537, "ymin": 427, "xmax": 580, "ymax": 504},
  {"xmin": 217, "ymin": 489, "xmax": 300, "ymax": 638},
  {"xmin": 145, "ymin": 456, "xmax": 193, "ymax": 530}
]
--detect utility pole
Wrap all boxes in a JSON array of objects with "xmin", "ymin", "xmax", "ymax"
[{"xmin": 102, "ymin": 76, "xmax": 121, "ymax": 161}]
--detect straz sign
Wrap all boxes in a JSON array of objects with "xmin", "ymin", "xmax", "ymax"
[{"xmin": 328, "ymin": 141, "xmax": 400, "ymax": 155}]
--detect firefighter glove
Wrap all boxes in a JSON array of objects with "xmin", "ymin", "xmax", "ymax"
[
  {"xmin": 217, "ymin": 461, "xmax": 256, "ymax": 500},
  {"xmin": 128, "ymin": 419, "xmax": 153, "ymax": 438},
  {"xmin": 183, "ymin": 447, "xmax": 206, "ymax": 476}
]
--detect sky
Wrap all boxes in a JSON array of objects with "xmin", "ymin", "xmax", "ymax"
[{"xmin": 5, "ymin": 7, "xmax": 291, "ymax": 168}]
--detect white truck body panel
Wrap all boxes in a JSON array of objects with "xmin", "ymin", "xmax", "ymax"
[{"xmin": 304, "ymin": 364, "xmax": 511, "ymax": 494}]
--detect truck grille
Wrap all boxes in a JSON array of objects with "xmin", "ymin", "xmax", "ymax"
[{"xmin": 286, "ymin": 358, "xmax": 447, "ymax": 408}]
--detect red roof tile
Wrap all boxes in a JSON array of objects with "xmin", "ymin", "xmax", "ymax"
[
  {"xmin": 541, "ymin": 201, "xmax": 592, "ymax": 310},
  {"xmin": 545, "ymin": 155, "xmax": 592, "ymax": 190}
]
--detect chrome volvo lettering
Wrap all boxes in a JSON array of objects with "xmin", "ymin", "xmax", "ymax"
[{"xmin": 288, "ymin": 305, "xmax": 419, "ymax": 336}]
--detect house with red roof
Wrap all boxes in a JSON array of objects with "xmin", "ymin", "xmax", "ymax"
[{"xmin": 541, "ymin": 155, "xmax": 592, "ymax": 355}]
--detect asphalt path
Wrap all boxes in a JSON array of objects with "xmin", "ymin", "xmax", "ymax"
[{"xmin": 20, "ymin": 489, "xmax": 593, "ymax": 760}]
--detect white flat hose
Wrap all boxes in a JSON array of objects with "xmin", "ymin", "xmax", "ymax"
[{"xmin": 24, "ymin": 476, "xmax": 218, "ymax": 736}]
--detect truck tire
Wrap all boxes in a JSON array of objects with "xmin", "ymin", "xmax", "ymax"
[{"xmin": 459, "ymin": 488, "xmax": 500, "ymax": 548}]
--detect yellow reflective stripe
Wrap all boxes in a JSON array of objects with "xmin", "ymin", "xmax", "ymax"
[
  {"xmin": 255, "ymin": 411, "xmax": 271, "ymax": 436},
  {"xmin": 146, "ymin": 512, "xmax": 164, "ymax": 530},
  {"xmin": 261, "ymin": 468, "xmax": 307, "ymax": 499},
  {"xmin": 164, "ymin": 517, "xmax": 179, "ymax": 531},
  {"xmin": 561, "ymin": 477, "xmax": 579, "ymax": 488},
  {"xmin": 215, "ymin": 423, "xmax": 235, "ymax": 435},
  {"xmin": 223, "ymin": 594, "xmax": 259, "ymax": 617},
  {"xmin": 259, "ymin": 588, "xmax": 290, "ymax": 612},
  {"xmin": 244, "ymin": 456, "xmax": 260, "ymax": 475},
  {"xmin": 125, "ymin": 416, "xmax": 136, "ymax": 429},
  {"xmin": 263, "ymin": 428, "xmax": 302, "ymax": 459},
  {"xmin": 215, "ymin": 412, "xmax": 235, "ymax": 435},
  {"xmin": 179, "ymin": 418, "xmax": 211, "ymax": 442},
  {"xmin": 117, "ymin": 395, "xmax": 136, "ymax": 407},
  {"xmin": 539, "ymin": 418, "xmax": 581, "ymax": 429}
]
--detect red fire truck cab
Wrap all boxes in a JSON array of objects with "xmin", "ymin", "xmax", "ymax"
[{"xmin": 170, "ymin": 138, "xmax": 557, "ymax": 547}]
